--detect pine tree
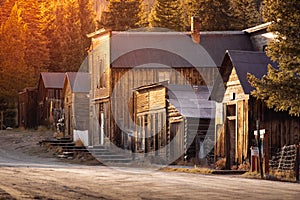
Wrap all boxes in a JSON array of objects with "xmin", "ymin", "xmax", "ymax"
[
  {"xmin": 0, "ymin": 0, "xmax": 16, "ymax": 26},
  {"xmin": 100, "ymin": 0, "xmax": 147, "ymax": 31},
  {"xmin": 48, "ymin": 0, "xmax": 96, "ymax": 72},
  {"xmin": 18, "ymin": 0, "xmax": 51, "ymax": 74},
  {"xmin": 148, "ymin": 0, "xmax": 184, "ymax": 31},
  {"xmin": 230, "ymin": 0, "xmax": 260, "ymax": 30},
  {"xmin": 248, "ymin": 0, "xmax": 300, "ymax": 116},
  {"xmin": 0, "ymin": 3, "xmax": 34, "ymax": 100},
  {"xmin": 186, "ymin": 0, "xmax": 233, "ymax": 31},
  {"xmin": 78, "ymin": 0, "xmax": 96, "ymax": 55}
]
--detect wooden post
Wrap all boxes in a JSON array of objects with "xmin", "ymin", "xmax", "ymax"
[
  {"xmin": 296, "ymin": 143, "xmax": 299, "ymax": 182},
  {"xmin": 0, "ymin": 111, "xmax": 3, "ymax": 130},
  {"xmin": 264, "ymin": 132, "xmax": 269, "ymax": 174},
  {"xmin": 256, "ymin": 120, "xmax": 264, "ymax": 179}
]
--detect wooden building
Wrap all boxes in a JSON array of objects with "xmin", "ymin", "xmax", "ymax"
[
  {"xmin": 87, "ymin": 28, "xmax": 254, "ymax": 162},
  {"xmin": 18, "ymin": 87, "xmax": 37, "ymax": 129},
  {"xmin": 214, "ymin": 50, "xmax": 300, "ymax": 168},
  {"xmin": 62, "ymin": 72, "xmax": 90, "ymax": 142},
  {"xmin": 243, "ymin": 22, "xmax": 274, "ymax": 52},
  {"xmin": 134, "ymin": 82, "xmax": 215, "ymax": 163},
  {"xmin": 37, "ymin": 72, "xmax": 65, "ymax": 128}
]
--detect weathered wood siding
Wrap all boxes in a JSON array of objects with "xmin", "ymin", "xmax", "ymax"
[
  {"xmin": 64, "ymin": 82, "xmax": 73, "ymax": 136},
  {"xmin": 248, "ymin": 98, "xmax": 300, "ymax": 155},
  {"xmin": 216, "ymin": 66, "xmax": 300, "ymax": 167},
  {"xmin": 110, "ymin": 67, "xmax": 218, "ymax": 146},
  {"xmin": 215, "ymin": 66, "xmax": 249, "ymax": 166},
  {"xmin": 134, "ymin": 84, "xmax": 168, "ymax": 159},
  {"xmin": 73, "ymin": 93, "xmax": 89, "ymax": 131},
  {"xmin": 18, "ymin": 88, "xmax": 37, "ymax": 129}
]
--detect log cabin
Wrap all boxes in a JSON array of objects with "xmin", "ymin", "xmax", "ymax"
[
  {"xmin": 214, "ymin": 50, "xmax": 300, "ymax": 169},
  {"xmin": 86, "ymin": 25, "xmax": 254, "ymax": 163},
  {"xmin": 37, "ymin": 72, "xmax": 65, "ymax": 128},
  {"xmin": 62, "ymin": 72, "xmax": 90, "ymax": 143}
]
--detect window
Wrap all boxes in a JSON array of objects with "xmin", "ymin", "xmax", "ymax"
[{"xmin": 96, "ymin": 55, "xmax": 107, "ymax": 89}]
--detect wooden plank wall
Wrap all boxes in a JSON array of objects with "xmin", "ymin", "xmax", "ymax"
[
  {"xmin": 109, "ymin": 67, "xmax": 218, "ymax": 147},
  {"xmin": 73, "ymin": 93, "xmax": 89, "ymax": 131},
  {"xmin": 248, "ymin": 97, "xmax": 300, "ymax": 156}
]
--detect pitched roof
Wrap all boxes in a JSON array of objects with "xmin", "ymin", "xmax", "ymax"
[
  {"xmin": 168, "ymin": 85, "xmax": 215, "ymax": 119},
  {"xmin": 109, "ymin": 31, "xmax": 253, "ymax": 68},
  {"xmin": 223, "ymin": 50, "xmax": 277, "ymax": 94},
  {"xmin": 40, "ymin": 72, "xmax": 65, "ymax": 89},
  {"xmin": 200, "ymin": 32, "xmax": 253, "ymax": 66},
  {"xmin": 110, "ymin": 32, "xmax": 217, "ymax": 68},
  {"xmin": 65, "ymin": 72, "xmax": 89, "ymax": 93}
]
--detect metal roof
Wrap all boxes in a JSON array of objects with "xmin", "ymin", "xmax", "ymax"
[
  {"xmin": 168, "ymin": 85, "xmax": 215, "ymax": 119},
  {"xmin": 224, "ymin": 50, "xmax": 277, "ymax": 94},
  {"xmin": 40, "ymin": 72, "xmax": 65, "ymax": 89},
  {"xmin": 199, "ymin": 32, "xmax": 253, "ymax": 66},
  {"xmin": 109, "ymin": 31, "xmax": 253, "ymax": 68},
  {"xmin": 110, "ymin": 31, "xmax": 217, "ymax": 68},
  {"xmin": 65, "ymin": 72, "xmax": 90, "ymax": 93}
]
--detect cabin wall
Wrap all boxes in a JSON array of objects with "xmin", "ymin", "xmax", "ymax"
[
  {"xmin": 249, "ymin": 30, "xmax": 275, "ymax": 52},
  {"xmin": 73, "ymin": 93, "xmax": 89, "ymax": 131},
  {"xmin": 64, "ymin": 84, "xmax": 73, "ymax": 137},
  {"xmin": 18, "ymin": 88, "xmax": 37, "ymax": 129},
  {"xmin": 216, "ymin": 66, "xmax": 300, "ymax": 168},
  {"xmin": 248, "ymin": 97, "xmax": 300, "ymax": 156},
  {"xmin": 37, "ymin": 83, "xmax": 63, "ymax": 128},
  {"xmin": 215, "ymin": 67, "xmax": 249, "ymax": 167},
  {"xmin": 134, "ymin": 85, "xmax": 168, "ymax": 160},
  {"xmin": 109, "ymin": 67, "xmax": 218, "ymax": 147}
]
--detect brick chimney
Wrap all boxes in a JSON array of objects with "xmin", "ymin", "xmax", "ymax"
[{"xmin": 191, "ymin": 16, "xmax": 200, "ymax": 43}]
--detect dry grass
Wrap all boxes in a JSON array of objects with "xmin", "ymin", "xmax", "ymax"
[
  {"xmin": 268, "ymin": 169, "xmax": 296, "ymax": 182},
  {"xmin": 74, "ymin": 139, "xmax": 84, "ymax": 147},
  {"xmin": 242, "ymin": 169, "xmax": 297, "ymax": 182},
  {"xmin": 215, "ymin": 158, "xmax": 226, "ymax": 170},
  {"xmin": 241, "ymin": 171, "xmax": 261, "ymax": 179},
  {"xmin": 160, "ymin": 166, "xmax": 213, "ymax": 174}
]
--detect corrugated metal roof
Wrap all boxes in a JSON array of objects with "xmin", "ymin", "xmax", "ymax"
[
  {"xmin": 225, "ymin": 50, "xmax": 277, "ymax": 94},
  {"xmin": 168, "ymin": 85, "xmax": 215, "ymax": 119},
  {"xmin": 110, "ymin": 31, "xmax": 253, "ymax": 68},
  {"xmin": 40, "ymin": 72, "xmax": 65, "ymax": 89},
  {"xmin": 65, "ymin": 72, "xmax": 90, "ymax": 93}
]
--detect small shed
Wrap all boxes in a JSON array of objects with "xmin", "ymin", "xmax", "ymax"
[
  {"xmin": 214, "ymin": 50, "xmax": 300, "ymax": 169},
  {"xmin": 134, "ymin": 82, "xmax": 215, "ymax": 164},
  {"xmin": 37, "ymin": 72, "xmax": 65, "ymax": 127},
  {"xmin": 62, "ymin": 72, "xmax": 90, "ymax": 142},
  {"xmin": 18, "ymin": 87, "xmax": 37, "ymax": 129}
]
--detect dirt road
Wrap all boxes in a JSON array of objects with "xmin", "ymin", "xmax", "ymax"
[{"xmin": 0, "ymin": 129, "xmax": 299, "ymax": 200}]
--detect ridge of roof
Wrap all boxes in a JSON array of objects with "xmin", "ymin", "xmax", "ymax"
[{"xmin": 243, "ymin": 22, "xmax": 271, "ymax": 33}]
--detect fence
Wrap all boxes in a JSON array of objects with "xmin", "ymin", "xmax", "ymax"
[{"xmin": 269, "ymin": 144, "xmax": 300, "ymax": 181}]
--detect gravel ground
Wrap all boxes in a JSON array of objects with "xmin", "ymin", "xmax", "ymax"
[{"xmin": 0, "ymin": 129, "xmax": 299, "ymax": 200}]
